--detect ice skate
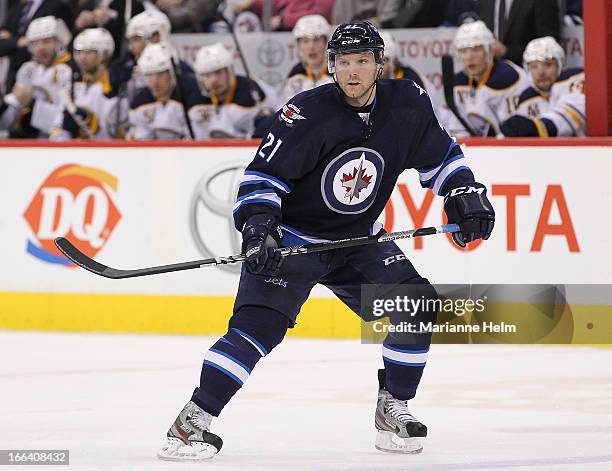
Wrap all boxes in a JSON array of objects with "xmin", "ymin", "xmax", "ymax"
[
  {"xmin": 157, "ymin": 400, "xmax": 223, "ymax": 461},
  {"xmin": 374, "ymin": 369, "xmax": 427, "ymax": 454}
]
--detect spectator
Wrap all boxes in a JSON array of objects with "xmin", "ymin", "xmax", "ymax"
[
  {"xmin": 0, "ymin": 0, "xmax": 72, "ymax": 89},
  {"xmin": 154, "ymin": 0, "xmax": 221, "ymax": 32},
  {"xmin": 128, "ymin": 42, "xmax": 199, "ymax": 139},
  {"xmin": 0, "ymin": 16, "xmax": 72, "ymax": 138},
  {"xmin": 50, "ymin": 27, "xmax": 129, "ymax": 139},
  {"xmin": 73, "ymin": 0, "xmax": 143, "ymax": 58},
  {"xmin": 476, "ymin": 0, "xmax": 560, "ymax": 66},
  {"xmin": 332, "ymin": 0, "xmax": 400, "ymax": 27},
  {"xmin": 501, "ymin": 36, "xmax": 585, "ymax": 137},
  {"xmin": 189, "ymin": 42, "xmax": 279, "ymax": 139},
  {"xmin": 443, "ymin": 20, "xmax": 529, "ymax": 137},
  {"xmin": 109, "ymin": 10, "xmax": 193, "ymax": 103},
  {"xmin": 234, "ymin": 0, "xmax": 334, "ymax": 31},
  {"xmin": 281, "ymin": 14, "xmax": 333, "ymax": 103},
  {"xmin": 390, "ymin": 0, "xmax": 449, "ymax": 28},
  {"xmin": 379, "ymin": 30, "xmax": 446, "ymax": 123}
]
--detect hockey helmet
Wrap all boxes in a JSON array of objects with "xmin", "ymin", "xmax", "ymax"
[
  {"xmin": 194, "ymin": 43, "xmax": 234, "ymax": 74},
  {"xmin": 379, "ymin": 31, "xmax": 398, "ymax": 61},
  {"xmin": 523, "ymin": 36, "xmax": 565, "ymax": 73},
  {"xmin": 293, "ymin": 15, "xmax": 331, "ymax": 40},
  {"xmin": 26, "ymin": 16, "xmax": 72, "ymax": 47},
  {"xmin": 137, "ymin": 42, "xmax": 174, "ymax": 75},
  {"xmin": 126, "ymin": 10, "xmax": 171, "ymax": 42},
  {"xmin": 74, "ymin": 28, "xmax": 115, "ymax": 60},
  {"xmin": 327, "ymin": 21, "xmax": 384, "ymax": 73},
  {"xmin": 454, "ymin": 20, "xmax": 495, "ymax": 51}
]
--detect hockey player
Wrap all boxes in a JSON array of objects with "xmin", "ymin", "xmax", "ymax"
[
  {"xmin": 128, "ymin": 42, "xmax": 200, "ymax": 139},
  {"xmin": 158, "ymin": 22, "xmax": 495, "ymax": 461},
  {"xmin": 0, "ymin": 16, "xmax": 72, "ymax": 138},
  {"xmin": 50, "ymin": 28, "xmax": 128, "ymax": 140},
  {"xmin": 281, "ymin": 14, "xmax": 334, "ymax": 102},
  {"xmin": 109, "ymin": 10, "xmax": 192, "ymax": 103},
  {"xmin": 445, "ymin": 21, "xmax": 529, "ymax": 137},
  {"xmin": 189, "ymin": 43, "xmax": 280, "ymax": 139},
  {"xmin": 379, "ymin": 30, "xmax": 446, "ymax": 122},
  {"xmin": 500, "ymin": 37, "xmax": 585, "ymax": 137}
]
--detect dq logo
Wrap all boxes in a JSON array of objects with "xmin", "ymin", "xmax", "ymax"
[{"xmin": 23, "ymin": 164, "xmax": 121, "ymax": 266}]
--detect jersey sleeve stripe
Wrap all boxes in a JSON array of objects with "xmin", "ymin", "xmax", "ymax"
[
  {"xmin": 242, "ymin": 171, "xmax": 291, "ymax": 193},
  {"xmin": 232, "ymin": 194, "xmax": 282, "ymax": 213},
  {"xmin": 236, "ymin": 189, "xmax": 277, "ymax": 202},
  {"xmin": 417, "ymin": 138, "xmax": 458, "ymax": 177},
  {"xmin": 433, "ymin": 163, "xmax": 470, "ymax": 196}
]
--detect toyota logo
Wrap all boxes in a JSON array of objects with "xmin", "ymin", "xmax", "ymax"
[{"xmin": 190, "ymin": 160, "xmax": 248, "ymax": 274}]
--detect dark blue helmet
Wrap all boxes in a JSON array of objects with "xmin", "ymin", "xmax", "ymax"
[{"xmin": 327, "ymin": 21, "xmax": 385, "ymax": 73}]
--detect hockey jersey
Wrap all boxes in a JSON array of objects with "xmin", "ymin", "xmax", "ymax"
[
  {"xmin": 188, "ymin": 75, "xmax": 280, "ymax": 139},
  {"xmin": 0, "ymin": 53, "xmax": 73, "ymax": 136},
  {"xmin": 394, "ymin": 65, "xmax": 447, "ymax": 124},
  {"xmin": 511, "ymin": 68, "xmax": 585, "ymax": 137},
  {"xmin": 128, "ymin": 75, "xmax": 201, "ymax": 140},
  {"xmin": 281, "ymin": 62, "xmax": 334, "ymax": 103},
  {"xmin": 234, "ymin": 80, "xmax": 475, "ymax": 245},
  {"xmin": 50, "ymin": 67, "xmax": 129, "ymax": 140},
  {"xmin": 445, "ymin": 59, "xmax": 530, "ymax": 137}
]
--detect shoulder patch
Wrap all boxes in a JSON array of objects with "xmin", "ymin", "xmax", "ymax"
[
  {"xmin": 130, "ymin": 88, "xmax": 156, "ymax": 109},
  {"xmin": 279, "ymin": 103, "xmax": 307, "ymax": 126},
  {"xmin": 454, "ymin": 71, "xmax": 469, "ymax": 86},
  {"xmin": 486, "ymin": 60, "xmax": 520, "ymax": 90},
  {"xmin": 287, "ymin": 62, "xmax": 307, "ymax": 79},
  {"xmin": 518, "ymin": 86, "xmax": 542, "ymax": 105},
  {"xmin": 559, "ymin": 67, "xmax": 584, "ymax": 82}
]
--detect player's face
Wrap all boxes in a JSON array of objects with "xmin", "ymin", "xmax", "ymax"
[
  {"xmin": 528, "ymin": 59, "xmax": 558, "ymax": 92},
  {"xmin": 145, "ymin": 70, "xmax": 174, "ymax": 100},
  {"xmin": 297, "ymin": 36, "xmax": 327, "ymax": 70},
  {"xmin": 199, "ymin": 68, "xmax": 230, "ymax": 97},
  {"xmin": 76, "ymin": 50, "xmax": 102, "ymax": 75},
  {"xmin": 458, "ymin": 45, "xmax": 490, "ymax": 79},
  {"xmin": 335, "ymin": 52, "xmax": 379, "ymax": 105},
  {"xmin": 31, "ymin": 37, "xmax": 57, "ymax": 67},
  {"xmin": 128, "ymin": 36, "xmax": 146, "ymax": 59}
]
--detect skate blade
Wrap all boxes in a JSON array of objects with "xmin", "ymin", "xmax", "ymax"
[
  {"xmin": 375, "ymin": 430, "xmax": 424, "ymax": 454},
  {"xmin": 157, "ymin": 438, "xmax": 218, "ymax": 461}
]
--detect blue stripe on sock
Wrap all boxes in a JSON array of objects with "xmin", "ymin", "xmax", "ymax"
[{"xmin": 203, "ymin": 360, "xmax": 245, "ymax": 385}]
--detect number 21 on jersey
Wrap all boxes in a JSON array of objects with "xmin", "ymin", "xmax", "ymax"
[{"xmin": 258, "ymin": 132, "xmax": 283, "ymax": 162}]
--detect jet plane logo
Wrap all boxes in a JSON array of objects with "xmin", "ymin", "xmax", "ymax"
[{"xmin": 340, "ymin": 153, "xmax": 373, "ymax": 203}]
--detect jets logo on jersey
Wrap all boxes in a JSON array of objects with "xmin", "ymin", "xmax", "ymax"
[
  {"xmin": 280, "ymin": 103, "xmax": 306, "ymax": 126},
  {"xmin": 321, "ymin": 147, "xmax": 384, "ymax": 214}
]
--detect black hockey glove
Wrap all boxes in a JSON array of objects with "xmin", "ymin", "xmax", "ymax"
[
  {"xmin": 241, "ymin": 214, "xmax": 284, "ymax": 276},
  {"xmin": 500, "ymin": 115, "xmax": 539, "ymax": 137},
  {"xmin": 444, "ymin": 182, "xmax": 495, "ymax": 247}
]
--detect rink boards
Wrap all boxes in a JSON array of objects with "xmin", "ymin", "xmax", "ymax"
[{"xmin": 1, "ymin": 139, "xmax": 611, "ymax": 338}]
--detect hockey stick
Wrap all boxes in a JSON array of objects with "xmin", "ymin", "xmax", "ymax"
[
  {"xmin": 441, "ymin": 54, "xmax": 478, "ymax": 136},
  {"xmin": 54, "ymin": 224, "xmax": 459, "ymax": 279},
  {"xmin": 59, "ymin": 88, "xmax": 94, "ymax": 139}
]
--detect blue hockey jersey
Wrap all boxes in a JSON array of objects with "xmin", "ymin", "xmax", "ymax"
[{"xmin": 233, "ymin": 79, "xmax": 474, "ymax": 245}]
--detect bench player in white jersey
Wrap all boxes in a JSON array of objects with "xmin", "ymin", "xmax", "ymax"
[
  {"xmin": 189, "ymin": 43, "xmax": 280, "ymax": 139},
  {"xmin": 128, "ymin": 42, "xmax": 200, "ymax": 139},
  {"xmin": 379, "ymin": 31, "xmax": 446, "ymax": 123},
  {"xmin": 500, "ymin": 37, "xmax": 585, "ymax": 137},
  {"xmin": 109, "ymin": 10, "xmax": 193, "ymax": 103},
  {"xmin": 445, "ymin": 21, "xmax": 529, "ymax": 137},
  {"xmin": 0, "ymin": 16, "xmax": 72, "ymax": 137},
  {"xmin": 281, "ymin": 15, "xmax": 334, "ymax": 102},
  {"xmin": 50, "ymin": 28, "xmax": 129, "ymax": 140}
]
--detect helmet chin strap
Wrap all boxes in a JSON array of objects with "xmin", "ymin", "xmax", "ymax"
[{"xmin": 334, "ymin": 66, "xmax": 382, "ymax": 107}]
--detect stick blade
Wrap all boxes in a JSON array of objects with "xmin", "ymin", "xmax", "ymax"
[{"xmin": 54, "ymin": 237, "xmax": 120, "ymax": 278}]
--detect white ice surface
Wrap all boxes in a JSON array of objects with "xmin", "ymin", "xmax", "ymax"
[{"xmin": 1, "ymin": 332, "xmax": 612, "ymax": 471}]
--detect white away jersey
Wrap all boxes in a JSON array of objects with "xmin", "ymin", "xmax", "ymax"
[
  {"xmin": 445, "ymin": 59, "xmax": 530, "ymax": 137},
  {"xmin": 514, "ymin": 68, "xmax": 585, "ymax": 137},
  {"xmin": 281, "ymin": 62, "xmax": 334, "ymax": 103}
]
